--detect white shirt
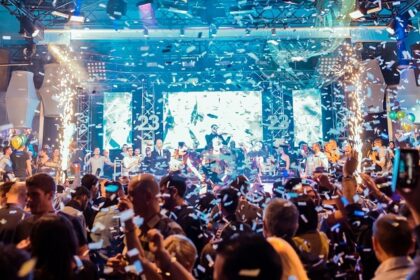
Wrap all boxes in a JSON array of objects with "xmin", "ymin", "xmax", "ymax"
[
  {"xmin": 122, "ymin": 155, "xmax": 139, "ymax": 176},
  {"xmin": 305, "ymin": 151, "xmax": 329, "ymax": 176}
]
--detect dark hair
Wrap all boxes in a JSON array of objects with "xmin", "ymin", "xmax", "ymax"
[
  {"xmin": 218, "ymin": 187, "xmax": 240, "ymax": 216},
  {"xmin": 373, "ymin": 214, "xmax": 413, "ymax": 257},
  {"xmin": 230, "ymin": 175, "xmax": 250, "ymax": 195},
  {"xmin": 30, "ymin": 214, "xmax": 78, "ymax": 280},
  {"xmin": 71, "ymin": 186, "xmax": 91, "ymax": 199},
  {"xmin": 264, "ymin": 198, "xmax": 299, "ymax": 238},
  {"xmin": 0, "ymin": 182, "xmax": 15, "ymax": 197},
  {"xmin": 81, "ymin": 174, "xmax": 98, "ymax": 191},
  {"xmin": 25, "ymin": 173, "xmax": 56, "ymax": 195},
  {"xmin": 196, "ymin": 192, "xmax": 217, "ymax": 213},
  {"xmin": 292, "ymin": 195, "xmax": 318, "ymax": 234},
  {"xmin": 216, "ymin": 233, "xmax": 282, "ymax": 280},
  {"xmin": 2, "ymin": 146, "xmax": 11, "ymax": 154},
  {"xmin": 0, "ymin": 243, "xmax": 31, "ymax": 280},
  {"xmin": 166, "ymin": 175, "xmax": 187, "ymax": 198}
]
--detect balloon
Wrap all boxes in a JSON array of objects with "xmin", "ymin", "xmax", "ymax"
[
  {"xmin": 396, "ymin": 111, "xmax": 406, "ymax": 120},
  {"xmin": 19, "ymin": 135, "xmax": 28, "ymax": 146},
  {"xmin": 10, "ymin": 135, "xmax": 22, "ymax": 150},
  {"xmin": 407, "ymin": 113, "xmax": 416, "ymax": 123},
  {"xmin": 401, "ymin": 122, "xmax": 413, "ymax": 132},
  {"xmin": 388, "ymin": 111, "xmax": 398, "ymax": 120}
]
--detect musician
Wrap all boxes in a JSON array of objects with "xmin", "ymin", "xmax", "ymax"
[
  {"xmin": 205, "ymin": 124, "xmax": 231, "ymax": 150},
  {"xmin": 369, "ymin": 138, "xmax": 388, "ymax": 172},
  {"xmin": 122, "ymin": 147, "xmax": 141, "ymax": 176}
]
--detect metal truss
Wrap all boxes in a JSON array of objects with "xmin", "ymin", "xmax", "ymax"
[
  {"xmin": 76, "ymin": 89, "xmax": 91, "ymax": 151},
  {"xmin": 139, "ymin": 80, "xmax": 156, "ymax": 146}
]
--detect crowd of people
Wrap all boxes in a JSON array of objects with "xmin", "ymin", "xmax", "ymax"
[{"xmin": 0, "ymin": 126, "xmax": 420, "ymax": 280}]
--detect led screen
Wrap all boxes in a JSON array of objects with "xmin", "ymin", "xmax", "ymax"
[
  {"xmin": 103, "ymin": 92, "xmax": 132, "ymax": 150},
  {"xmin": 163, "ymin": 91, "xmax": 263, "ymax": 150},
  {"xmin": 293, "ymin": 89, "xmax": 323, "ymax": 146}
]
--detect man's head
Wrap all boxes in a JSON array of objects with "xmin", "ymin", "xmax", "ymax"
[
  {"xmin": 156, "ymin": 139, "xmax": 163, "ymax": 149},
  {"xmin": 25, "ymin": 173, "xmax": 56, "ymax": 215},
  {"xmin": 218, "ymin": 187, "xmax": 240, "ymax": 218},
  {"xmin": 230, "ymin": 175, "xmax": 250, "ymax": 196},
  {"xmin": 311, "ymin": 142, "xmax": 321, "ymax": 153},
  {"xmin": 0, "ymin": 182, "xmax": 15, "ymax": 207},
  {"xmin": 263, "ymin": 198, "xmax": 299, "ymax": 238},
  {"xmin": 211, "ymin": 124, "xmax": 218, "ymax": 134},
  {"xmin": 134, "ymin": 148, "xmax": 141, "ymax": 156},
  {"xmin": 71, "ymin": 186, "xmax": 91, "ymax": 210},
  {"xmin": 214, "ymin": 233, "xmax": 282, "ymax": 280},
  {"xmin": 128, "ymin": 174, "xmax": 160, "ymax": 219},
  {"xmin": 122, "ymin": 144, "xmax": 128, "ymax": 152},
  {"xmin": 103, "ymin": 149, "xmax": 109, "ymax": 157},
  {"xmin": 127, "ymin": 146, "xmax": 133, "ymax": 156},
  {"xmin": 6, "ymin": 182, "xmax": 27, "ymax": 209},
  {"xmin": 2, "ymin": 146, "xmax": 12, "ymax": 156},
  {"xmin": 372, "ymin": 214, "xmax": 414, "ymax": 262},
  {"xmin": 93, "ymin": 147, "xmax": 100, "ymax": 156},
  {"xmin": 81, "ymin": 174, "xmax": 99, "ymax": 198},
  {"xmin": 160, "ymin": 175, "xmax": 187, "ymax": 211},
  {"xmin": 373, "ymin": 138, "xmax": 383, "ymax": 148}
]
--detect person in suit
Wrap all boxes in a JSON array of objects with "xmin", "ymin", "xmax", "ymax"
[{"xmin": 151, "ymin": 139, "xmax": 171, "ymax": 175}]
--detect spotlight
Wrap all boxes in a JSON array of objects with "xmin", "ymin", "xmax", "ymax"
[
  {"xmin": 143, "ymin": 28, "xmax": 149, "ymax": 37},
  {"xmin": 386, "ymin": 19, "xmax": 395, "ymax": 35},
  {"xmin": 180, "ymin": 28, "xmax": 185, "ymax": 37},
  {"xmin": 107, "ymin": 0, "xmax": 127, "ymax": 19}
]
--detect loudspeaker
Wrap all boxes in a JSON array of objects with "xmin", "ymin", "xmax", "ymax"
[
  {"xmin": 5, "ymin": 71, "xmax": 39, "ymax": 128},
  {"xmin": 0, "ymin": 49, "xmax": 10, "ymax": 92},
  {"xmin": 38, "ymin": 63, "xmax": 61, "ymax": 117}
]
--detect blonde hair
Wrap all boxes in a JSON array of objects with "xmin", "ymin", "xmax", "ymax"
[
  {"xmin": 267, "ymin": 237, "xmax": 309, "ymax": 280},
  {"xmin": 164, "ymin": 235, "xmax": 197, "ymax": 272}
]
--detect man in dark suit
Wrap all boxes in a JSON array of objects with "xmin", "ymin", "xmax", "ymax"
[{"xmin": 151, "ymin": 139, "xmax": 171, "ymax": 175}]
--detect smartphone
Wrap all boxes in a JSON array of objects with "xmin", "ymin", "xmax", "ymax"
[{"xmin": 391, "ymin": 149, "xmax": 420, "ymax": 193}]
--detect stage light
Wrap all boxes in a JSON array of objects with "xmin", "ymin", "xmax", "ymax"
[
  {"xmin": 386, "ymin": 19, "xmax": 395, "ymax": 35},
  {"xmin": 107, "ymin": 0, "xmax": 127, "ymax": 19},
  {"xmin": 180, "ymin": 28, "xmax": 185, "ymax": 37},
  {"xmin": 143, "ymin": 28, "xmax": 149, "ymax": 37},
  {"xmin": 19, "ymin": 17, "xmax": 44, "ymax": 41},
  {"xmin": 245, "ymin": 28, "xmax": 251, "ymax": 36}
]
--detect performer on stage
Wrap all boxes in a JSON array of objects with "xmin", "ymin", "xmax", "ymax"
[
  {"xmin": 151, "ymin": 139, "xmax": 171, "ymax": 175},
  {"xmin": 122, "ymin": 147, "xmax": 141, "ymax": 177},
  {"xmin": 274, "ymin": 145, "xmax": 290, "ymax": 173},
  {"xmin": 368, "ymin": 138, "xmax": 388, "ymax": 172},
  {"xmin": 205, "ymin": 124, "xmax": 231, "ymax": 150},
  {"xmin": 304, "ymin": 142, "xmax": 329, "ymax": 177},
  {"xmin": 86, "ymin": 147, "xmax": 114, "ymax": 177}
]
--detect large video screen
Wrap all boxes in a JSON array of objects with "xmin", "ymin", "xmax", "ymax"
[
  {"xmin": 103, "ymin": 92, "xmax": 132, "ymax": 150},
  {"xmin": 293, "ymin": 89, "xmax": 323, "ymax": 146},
  {"xmin": 163, "ymin": 91, "xmax": 263, "ymax": 150}
]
